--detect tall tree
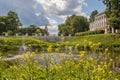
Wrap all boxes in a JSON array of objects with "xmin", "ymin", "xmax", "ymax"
[
  {"xmin": 89, "ymin": 10, "xmax": 98, "ymax": 22},
  {"xmin": 0, "ymin": 16, "xmax": 7, "ymax": 34},
  {"xmin": 58, "ymin": 15, "xmax": 89, "ymax": 36},
  {"xmin": 7, "ymin": 10, "xmax": 22, "ymax": 33}
]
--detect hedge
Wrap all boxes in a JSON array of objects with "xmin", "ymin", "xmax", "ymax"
[{"xmin": 75, "ymin": 30, "xmax": 105, "ymax": 36}]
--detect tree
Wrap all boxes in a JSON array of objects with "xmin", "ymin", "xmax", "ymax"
[
  {"xmin": 58, "ymin": 24, "xmax": 72, "ymax": 36},
  {"xmin": 0, "ymin": 16, "xmax": 7, "ymax": 34},
  {"xmin": 58, "ymin": 14, "xmax": 89, "ymax": 36},
  {"xmin": 36, "ymin": 28, "xmax": 41, "ymax": 34},
  {"xmin": 100, "ymin": 0, "xmax": 120, "ymax": 33},
  {"xmin": 7, "ymin": 10, "xmax": 22, "ymax": 33},
  {"xmin": 89, "ymin": 10, "xmax": 98, "ymax": 22},
  {"xmin": 0, "ymin": 11, "xmax": 22, "ymax": 35}
]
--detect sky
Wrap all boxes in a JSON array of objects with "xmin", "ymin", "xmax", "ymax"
[{"xmin": 0, "ymin": 0, "xmax": 106, "ymax": 34}]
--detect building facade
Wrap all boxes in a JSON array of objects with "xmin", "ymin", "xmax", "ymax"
[{"xmin": 89, "ymin": 12, "xmax": 109, "ymax": 31}]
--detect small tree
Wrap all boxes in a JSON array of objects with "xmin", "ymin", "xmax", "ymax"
[
  {"xmin": 35, "ymin": 28, "xmax": 41, "ymax": 35},
  {"xmin": 89, "ymin": 10, "xmax": 98, "ymax": 22},
  {"xmin": 99, "ymin": 0, "xmax": 120, "ymax": 33},
  {"xmin": 7, "ymin": 30, "xmax": 13, "ymax": 36}
]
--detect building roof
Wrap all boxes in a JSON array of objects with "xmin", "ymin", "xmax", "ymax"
[{"xmin": 95, "ymin": 12, "xmax": 105, "ymax": 17}]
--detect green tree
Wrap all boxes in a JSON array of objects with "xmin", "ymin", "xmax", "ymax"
[
  {"xmin": 7, "ymin": 10, "xmax": 22, "ymax": 33},
  {"xmin": 36, "ymin": 28, "xmax": 41, "ymax": 34},
  {"xmin": 0, "ymin": 16, "xmax": 7, "ymax": 34},
  {"xmin": 58, "ymin": 24, "xmax": 72, "ymax": 36},
  {"xmin": 100, "ymin": 0, "xmax": 120, "ymax": 33},
  {"xmin": 0, "ymin": 11, "xmax": 22, "ymax": 35},
  {"xmin": 58, "ymin": 14, "xmax": 89, "ymax": 36},
  {"xmin": 89, "ymin": 10, "xmax": 98, "ymax": 22}
]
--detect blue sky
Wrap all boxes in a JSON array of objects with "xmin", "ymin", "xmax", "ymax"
[
  {"xmin": 0, "ymin": 0, "xmax": 106, "ymax": 34},
  {"xmin": 83, "ymin": 0, "xmax": 105, "ymax": 15}
]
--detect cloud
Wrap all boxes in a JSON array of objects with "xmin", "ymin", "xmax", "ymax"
[
  {"xmin": 0, "ymin": 0, "xmax": 88, "ymax": 34},
  {"xmin": 35, "ymin": 0, "xmax": 88, "ymax": 34},
  {"xmin": 35, "ymin": 0, "xmax": 87, "ymax": 16},
  {"xmin": 0, "ymin": 0, "xmax": 49, "ymax": 26},
  {"xmin": 46, "ymin": 18, "xmax": 58, "ymax": 34}
]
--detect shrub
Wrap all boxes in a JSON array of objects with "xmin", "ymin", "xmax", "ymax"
[{"xmin": 75, "ymin": 30, "xmax": 105, "ymax": 36}]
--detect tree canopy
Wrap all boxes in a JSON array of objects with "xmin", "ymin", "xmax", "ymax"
[
  {"xmin": 18, "ymin": 25, "xmax": 47, "ymax": 36},
  {"xmin": 100, "ymin": 0, "xmax": 120, "ymax": 29},
  {"xmin": 0, "ymin": 11, "xmax": 48, "ymax": 36},
  {"xmin": 58, "ymin": 15, "xmax": 89, "ymax": 36},
  {"xmin": 89, "ymin": 10, "xmax": 98, "ymax": 22},
  {"xmin": 0, "ymin": 10, "xmax": 22, "ymax": 35}
]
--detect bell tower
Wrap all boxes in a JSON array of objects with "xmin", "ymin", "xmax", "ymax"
[
  {"xmin": 45, "ymin": 24, "xmax": 48, "ymax": 32},
  {"xmin": 44, "ymin": 24, "xmax": 49, "ymax": 35}
]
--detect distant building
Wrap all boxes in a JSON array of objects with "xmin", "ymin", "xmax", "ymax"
[
  {"xmin": 44, "ymin": 24, "xmax": 49, "ymax": 35},
  {"xmin": 45, "ymin": 24, "xmax": 48, "ymax": 32},
  {"xmin": 89, "ymin": 12, "xmax": 109, "ymax": 31}
]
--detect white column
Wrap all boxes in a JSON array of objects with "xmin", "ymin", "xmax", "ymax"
[
  {"xmin": 112, "ymin": 27, "xmax": 115, "ymax": 34},
  {"xmin": 105, "ymin": 28, "xmax": 107, "ymax": 34}
]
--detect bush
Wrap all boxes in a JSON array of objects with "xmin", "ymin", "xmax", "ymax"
[
  {"xmin": 7, "ymin": 30, "xmax": 13, "ymax": 36},
  {"xmin": 75, "ymin": 30, "xmax": 105, "ymax": 36}
]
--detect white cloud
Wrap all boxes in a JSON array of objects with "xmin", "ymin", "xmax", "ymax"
[
  {"xmin": 35, "ymin": 0, "xmax": 87, "ymax": 16},
  {"xmin": 45, "ymin": 17, "xmax": 58, "ymax": 35},
  {"xmin": 35, "ymin": 0, "xmax": 88, "ymax": 34},
  {"xmin": 0, "ymin": 0, "xmax": 88, "ymax": 34}
]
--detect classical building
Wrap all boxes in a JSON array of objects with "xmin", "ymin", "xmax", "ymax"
[{"xmin": 89, "ymin": 12, "xmax": 109, "ymax": 33}]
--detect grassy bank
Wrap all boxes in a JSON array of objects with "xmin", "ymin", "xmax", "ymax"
[
  {"xmin": 65, "ymin": 34, "xmax": 120, "ymax": 48},
  {"xmin": 0, "ymin": 37, "xmax": 55, "ymax": 52},
  {"xmin": 0, "ymin": 34, "xmax": 120, "ymax": 55}
]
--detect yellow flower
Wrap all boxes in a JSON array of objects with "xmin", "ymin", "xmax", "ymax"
[
  {"xmin": 65, "ymin": 41, "xmax": 69, "ymax": 44},
  {"xmin": 89, "ymin": 57, "xmax": 93, "ymax": 61},
  {"xmin": 80, "ymin": 53, "xmax": 84, "ymax": 57},
  {"xmin": 97, "ymin": 65, "xmax": 103, "ymax": 71},
  {"xmin": 89, "ymin": 41, "xmax": 92, "ymax": 45},
  {"xmin": 35, "ymin": 49, "xmax": 38, "ymax": 53},
  {"xmin": 109, "ymin": 71, "xmax": 112, "ymax": 75},
  {"xmin": 98, "ymin": 42, "xmax": 101, "ymax": 45},
  {"xmin": 79, "ymin": 51, "xmax": 86, "ymax": 57},
  {"xmin": 84, "ymin": 39, "xmax": 87, "ymax": 42},
  {"xmin": 47, "ymin": 46, "xmax": 52, "ymax": 52},
  {"xmin": 55, "ymin": 48, "xmax": 59, "ymax": 52},
  {"xmin": 114, "ymin": 78, "xmax": 119, "ymax": 80},
  {"xmin": 75, "ymin": 44, "xmax": 80, "ymax": 49},
  {"xmin": 110, "ymin": 59, "xmax": 112, "ymax": 62},
  {"xmin": 92, "ymin": 69, "xmax": 96, "ymax": 73},
  {"xmin": 105, "ymin": 48, "xmax": 109, "ymax": 52}
]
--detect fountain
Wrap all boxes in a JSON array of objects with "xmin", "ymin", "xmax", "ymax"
[{"xmin": 19, "ymin": 36, "xmax": 29, "ymax": 54}]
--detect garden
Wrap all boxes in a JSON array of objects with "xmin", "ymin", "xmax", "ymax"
[{"xmin": 0, "ymin": 34, "xmax": 120, "ymax": 79}]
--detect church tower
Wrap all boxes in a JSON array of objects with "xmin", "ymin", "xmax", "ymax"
[
  {"xmin": 44, "ymin": 24, "xmax": 49, "ymax": 35},
  {"xmin": 45, "ymin": 24, "xmax": 48, "ymax": 32}
]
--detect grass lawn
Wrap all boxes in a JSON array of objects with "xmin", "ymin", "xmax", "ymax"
[{"xmin": 65, "ymin": 34, "xmax": 120, "ymax": 48}]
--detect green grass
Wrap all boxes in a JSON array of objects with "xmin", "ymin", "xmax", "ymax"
[
  {"xmin": 0, "ymin": 37, "xmax": 56, "ymax": 53},
  {"xmin": 0, "ymin": 35, "xmax": 120, "ymax": 79},
  {"xmin": 65, "ymin": 34, "xmax": 120, "ymax": 48},
  {"xmin": 0, "ymin": 34, "xmax": 120, "ymax": 54}
]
